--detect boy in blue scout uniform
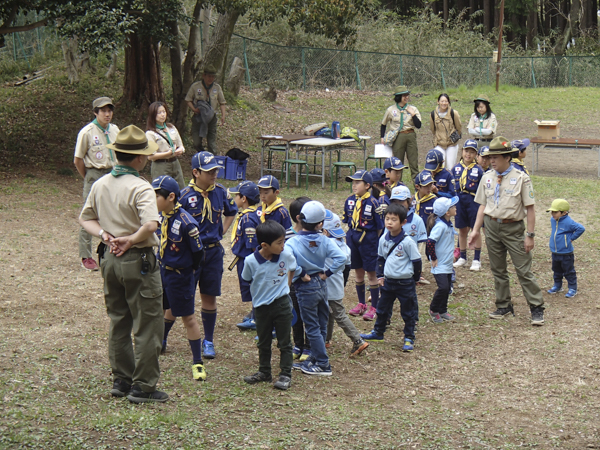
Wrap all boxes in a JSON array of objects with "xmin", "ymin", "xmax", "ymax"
[
  {"xmin": 424, "ymin": 148, "xmax": 456, "ymax": 199},
  {"xmin": 477, "ymin": 145, "xmax": 491, "ymax": 172},
  {"xmin": 383, "ymin": 156, "xmax": 406, "ymax": 189},
  {"xmin": 370, "ymin": 168, "xmax": 390, "ymax": 211},
  {"xmin": 242, "ymin": 220, "xmax": 297, "ymax": 390},
  {"xmin": 179, "ymin": 151, "xmax": 238, "ymax": 358},
  {"xmin": 152, "ymin": 176, "xmax": 207, "ymax": 382},
  {"xmin": 414, "ymin": 170, "xmax": 437, "ymax": 222},
  {"xmin": 510, "ymin": 138, "xmax": 530, "ymax": 174},
  {"xmin": 452, "ymin": 140, "xmax": 485, "ymax": 272},
  {"xmin": 256, "ymin": 175, "xmax": 293, "ymax": 230},
  {"xmin": 390, "ymin": 185, "xmax": 427, "ymax": 246},
  {"xmin": 228, "ymin": 181, "xmax": 261, "ymax": 330},
  {"xmin": 343, "ymin": 170, "xmax": 385, "ymax": 320},
  {"xmin": 361, "ymin": 203, "xmax": 422, "ymax": 352}
]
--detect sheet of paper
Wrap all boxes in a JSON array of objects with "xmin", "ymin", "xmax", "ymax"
[{"xmin": 374, "ymin": 144, "xmax": 393, "ymax": 158}]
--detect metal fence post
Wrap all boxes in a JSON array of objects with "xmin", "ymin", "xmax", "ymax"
[
  {"xmin": 531, "ymin": 57, "xmax": 536, "ymax": 88},
  {"xmin": 354, "ymin": 51, "xmax": 361, "ymax": 90},
  {"xmin": 243, "ymin": 38, "xmax": 252, "ymax": 89},
  {"xmin": 569, "ymin": 56, "xmax": 573, "ymax": 86},
  {"xmin": 16, "ymin": 33, "xmax": 31, "ymax": 70},
  {"xmin": 440, "ymin": 57, "xmax": 446, "ymax": 89},
  {"xmin": 399, "ymin": 55, "xmax": 403, "ymax": 85},
  {"xmin": 302, "ymin": 48, "xmax": 306, "ymax": 90}
]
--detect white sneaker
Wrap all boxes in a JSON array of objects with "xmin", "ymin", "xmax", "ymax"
[
  {"xmin": 470, "ymin": 260, "xmax": 481, "ymax": 271},
  {"xmin": 453, "ymin": 257, "xmax": 467, "ymax": 268}
]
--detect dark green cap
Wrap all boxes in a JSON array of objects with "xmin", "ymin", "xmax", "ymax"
[{"xmin": 394, "ymin": 86, "xmax": 410, "ymax": 96}]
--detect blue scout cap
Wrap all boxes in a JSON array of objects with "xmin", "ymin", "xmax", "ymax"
[
  {"xmin": 301, "ymin": 200, "xmax": 326, "ymax": 224},
  {"xmin": 463, "ymin": 139, "xmax": 479, "ymax": 150},
  {"xmin": 192, "ymin": 151, "xmax": 220, "ymax": 171},
  {"xmin": 369, "ymin": 168, "xmax": 387, "ymax": 184},
  {"xmin": 345, "ymin": 170, "xmax": 373, "ymax": 185},
  {"xmin": 424, "ymin": 149, "xmax": 444, "ymax": 170},
  {"xmin": 511, "ymin": 138, "xmax": 530, "ymax": 152},
  {"xmin": 230, "ymin": 181, "xmax": 260, "ymax": 203},
  {"xmin": 390, "ymin": 185, "xmax": 412, "ymax": 201},
  {"xmin": 415, "ymin": 170, "xmax": 434, "ymax": 186},
  {"xmin": 383, "ymin": 156, "xmax": 405, "ymax": 171},
  {"xmin": 433, "ymin": 196, "xmax": 459, "ymax": 216},
  {"xmin": 324, "ymin": 210, "xmax": 346, "ymax": 238},
  {"xmin": 256, "ymin": 175, "xmax": 280, "ymax": 190},
  {"xmin": 478, "ymin": 146, "xmax": 489, "ymax": 156},
  {"xmin": 152, "ymin": 175, "xmax": 180, "ymax": 199}
]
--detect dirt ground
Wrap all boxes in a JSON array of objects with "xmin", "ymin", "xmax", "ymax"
[{"xmin": 0, "ymin": 166, "xmax": 599, "ymax": 449}]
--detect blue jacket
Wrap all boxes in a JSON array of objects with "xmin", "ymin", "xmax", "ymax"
[{"xmin": 549, "ymin": 214, "xmax": 585, "ymax": 254}]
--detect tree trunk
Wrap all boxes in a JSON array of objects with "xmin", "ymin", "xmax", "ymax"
[
  {"xmin": 527, "ymin": 6, "xmax": 537, "ymax": 49},
  {"xmin": 169, "ymin": 19, "xmax": 185, "ymax": 131},
  {"xmin": 226, "ymin": 57, "xmax": 245, "ymax": 97},
  {"xmin": 201, "ymin": 7, "xmax": 211, "ymax": 59},
  {"xmin": 483, "ymin": 0, "xmax": 492, "ymax": 34},
  {"xmin": 443, "ymin": 0, "xmax": 449, "ymax": 26},
  {"xmin": 105, "ymin": 52, "xmax": 118, "ymax": 79},
  {"xmin": 200, "ymin": 11, "xmax": 240, "ymax": 78},
  {"xmin": 61, "ymin": 39, "xmax": 80, "ymax": 84},
  {"xmin": 571, "ymin": 0, "xmax": 581, "ymax": 37},
  {"xmin": 123, "ymin": 32, "xmax": 164, "ymax": 108}
]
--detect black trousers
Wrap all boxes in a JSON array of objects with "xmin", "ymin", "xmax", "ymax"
[
  {"xmin": 254, "ymin": 295, "xmax": 293, "ymax": 378},
  {"xmin": 430, "ymin": 273, "xmax": 452, "ymax": 314}
]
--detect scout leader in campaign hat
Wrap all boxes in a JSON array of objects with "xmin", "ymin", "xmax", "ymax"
[
  {"xmin": 107, "ymin": 125, "xmax": 158, "ymax": 156},
  {"xmin": 486, "ymin": 136, "xmax": 514, "ymax": 154}
]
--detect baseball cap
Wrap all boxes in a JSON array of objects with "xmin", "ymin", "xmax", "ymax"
[
  {"xmin": 478, "ymin": 146, "xmax": 490, "ymax": 156},
  {"xmin": 383, "ymin": 156, "xmax": 405, "ymax": 171},
  {"xmin": 323, "ymin": 210, "xmax": 346, "ymax": 238},
  {"xmin": 433, "ymin": 196, "xmax": 459, "ymax": 217},
  {"xmin": 390, "ymin": 185, "xmax": 412, "ymax": 201},
  {"xmin": 256, "ymin": 175, "xmax": 280, "ymax": 191},
  {"xmin": 546, "ymin": 198, "xmax": 570, "ymax": 212},
  {"xmin": 229, "ymin": 181, "xmax": 260, "ymax": 203},
  {"xmin": 92, "ymin": 97, "xmax": 114, "ymax": 109},
  {"xmin": 463, "ymin": 139, "xmax": 479, "ymax": 150},
  {"xmin": 415, "ymin": 170, "xmax": 434, "ymax": 186},
  {"xmin": 424, "ymin": 149, "xmax": 444, "ymax": 170},
  {"xmin": 192, "ymin": 151, "xmax": 220, "ymax": 171},
  {"xmin": 152, "ymin": 175, "xmax": 180, "ymax": 199},
  {"xmin": 369, "ymin": 168, "xmax": 387, "ymax": 184},
  {"xmin": 511, "ymin": 138, "xmax": 531, "ymax": 152},
  {"xmin": 301, "ymin": 201, "xmax": 326, "ymax": 224},
  {"xmin": 346, "ymin": 170, "xmax": 373, "ymax": 186}
]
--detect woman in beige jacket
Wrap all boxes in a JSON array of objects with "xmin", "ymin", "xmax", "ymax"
[{"xmin": 430, "ymin": 94, "xmax": 462, "ymax": 169}]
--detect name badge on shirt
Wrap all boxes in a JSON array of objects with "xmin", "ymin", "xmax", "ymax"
[
  {"xmin": 173, "ymin": 220, "xmax": 181, "ymax": 230},
  {"xmin": 439, "ymin": 178, "xmax": 446, "ymax": 183},
  {"xmin": 171, "ymin": 227, "xmax": 180, "ymax": 235},
  {"xmin": 470, "ymin": 169, "xmax": 479, "ymax": 176},
  {"xmin": 510, "ymin": 178, "xmax": 517, "ymax": 185},
  {"xmin": 364, "ymin": 205, "xmax": 372, "ymax": 216}
]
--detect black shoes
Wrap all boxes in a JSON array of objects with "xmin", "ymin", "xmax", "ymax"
[
  {"xmin": 530, "ymin": 306, "xmax": 545, "ymax": 326},
  {"xmin": 243, "ymin": 371, "xmax": 272, "ymax": 384},
  {"xmin": 110, "ymin": 379, "xmax": 131, "ymax": 397},
  {"xmin": 127, "ymin": 385, "xmax": 169, "ymax": 404},
  {"xmin": 489, "ymin": 304, "xmax": 515, "ymax": 320},
  {"xmin": 273, "ymin": 375, "xmax": 292, "ymax": 390}
]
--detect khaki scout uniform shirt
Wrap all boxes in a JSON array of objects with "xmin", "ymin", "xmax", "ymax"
[
  {"xmin": 146, "ymin": 126, "xmax": 184, "ymax": 155},
  {"xmin": 382, "ymin": 104, "xmax": 422, "ymax": 132},
  {"xmin": 74, "ymin": 122, "xmax": 120, "ymax": 169},
  {"xmin": 467, "ymin": 113, "xmax": 498, "ymax": 139},
  {"xmin": 185, "ymin": 81, "xmax": 226, "ymax": 113},
  {"xmin": 80, "ymin": 173, "xmax": 160, "ymax": 248},
  {"xmin": 474, "ymin": 166, "xmax": 535, "ymax": 221}
]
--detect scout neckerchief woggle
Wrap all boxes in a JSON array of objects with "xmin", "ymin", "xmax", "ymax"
[{"xmin": 459, "ymin": 161, "xmax": 476, "ymax": 191}]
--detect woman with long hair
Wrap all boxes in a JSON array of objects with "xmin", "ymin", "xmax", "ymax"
[
  {"xmin": 467, "ymin": 95, "xmax": 497, "ymax": 146},
  {"xmin": 430, "ymin": 93, "xmax": 462, "ymax": 169}
]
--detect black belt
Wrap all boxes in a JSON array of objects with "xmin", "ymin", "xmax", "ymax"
[{"xmin": 159, "ymin": 157, "xmax": 178, "ymax": 163}]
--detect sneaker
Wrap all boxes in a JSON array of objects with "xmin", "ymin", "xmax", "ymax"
[
  {"xmin": 360, "ymin": 330, "xmax": 384, "ymax": 341},
  {"xmin": 202, "ymin": 339, "xmax": 216, "ymax": 359},
  {"xmin": 299, "ymin": 349, "xmax": 311, "ymax": 362},
  {"xmin": 454, "ymin": 247, "xmax": 461, "ymax": 260},
  {"xmin": 417, "ymin": 276, "xmax": 430, "ymax": 285},
  {"xmin": 236, "ymin": 318, "xmax": 256, "ymax": 330},
  {"xmin": 325, "ymin": 341, "xmax": 332, "ymax": 349},
  {"xmin": 292, "ymin": 362, "xmax": 306, "ymax": 371},
  {"xmin": 243, "ymin": 371, "xmax": 272, "ymax": 384},
  {"xmin": 453, "ymin": 257, "xmax": 467, "ymax": 268},
  {"xmin": 273, "ymin": 375, "xmax": 292, "ymax": 390},
  {"xmin": 349, "ymin": 303, "xmax": 368, "ymax": 316},
  {"xmin": 363, "ymin": 306, "xmax": 377, "ymax": 321},
  {"xmin": 292, "ymin": 346, "xmax": 302, "ymax": 359},
  {"xmin": 430, "ymin": 312, "xmax": 444, "ymax": 324},
  {"xmin": 530, "ymin": 306, "xmax": 545, "ymax": 326},
  {"xmin": 547, "ymin": 285, "xmax": 563, "ymax": 294},
  {"xmin": 469, "ymin": 260, "xmax": 481, "ymax": 271},
  {"xmin": 350, "ymin": 338, "xmax": 369, "ymax": 356},
  {"xmin": 402, "ymin": 338, "xmax": 414, "ymax": 352},
  {"xmin": 489, "ymin": 305, "xmax": 514, "ymax": 320},
  {"xmin": 367, "ymin": 295, "xmax": 372, "ymax": 303},
  {"xmin": 192, "ymin": 363, "xmax": 207, "ymax": 381},
  {"xmin": 301, "ymin": 364, "xmax": 332, "ymax": 376},
  {"xmin": 160, "ymin": 340, "xmax": 167, "ymax": 355},
  {"xmin": 440, "ymin": 312, "xmax": 456, "ymax": 322},
  {"xmin": 565, "ymin": 289, "xmax": 577, "ymax": 298},
  {"xmin": 127, "ymin": 385, "xmax": 169, "ymax": 404},
  {"xmin": 110, "ymin": 379, "xmax": 131, "ymax": 397},
  {"xmin": 81, "ymin": 257, "xmax": 99, "ymax": 271}
]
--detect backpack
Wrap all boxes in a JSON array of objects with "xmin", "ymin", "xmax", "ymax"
[
  {"xmin": 340, "ymin": 126, "xmax": 360, "ymax": 142},
  {"xmin": 226, "ymin": 147, "xmax": 250, "ymax": 160},
  {"xmin": 303, "ymin": 122, "xmax": 328, "ymax": 135},
  {"xmin": 315, "ymin": 127, "xmax": 332, "ymax": 138}
]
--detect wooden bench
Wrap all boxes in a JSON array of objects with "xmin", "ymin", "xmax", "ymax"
[{"xmin": 530, "ymin": 137, "xmax": 600, "ymax": 177}]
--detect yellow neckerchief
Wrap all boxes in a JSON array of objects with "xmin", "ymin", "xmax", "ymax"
[
  {"xmin": 260, "ymin": 197, "xmax": 284, "ymax": 223},
  {"xmin": 231, "ymin": 205, "xmax": 259, "ymax": 246},
  {"xmin": 352, "ymin": 192, "xmax": 371, "ymax": 228},
  {"xmin": 512, "ymin": 158, "xmax": 529, "ymax": 175},
  {"xmin": 415, "ymin": 192, "xmax": 436, "ymax": 215},
  {"xmin": 160, "ymin": 202, "xmax": 181, "ymax": 258},
  {"xmin": 389, "ymin": 181, "xmax": 399, "ymax": 189},
  {"xmin": 459, "ymin": 160, "xmax": 476, "ymax": 191},
  {"xmin": 189, "ymin": 179, "xmax": 215, "ymax": 223},
  {"xmin": 379, "ymin": 190, "xmax": 386, "ymax": 198}
]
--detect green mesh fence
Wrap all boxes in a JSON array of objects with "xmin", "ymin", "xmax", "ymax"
[
  {"xmin": 227, "ymin": 33, "xmax": 600, "ymax": 90},
  {"xmin": 0, "ymin": 14, "xmax": 49, "ymax": 70}
]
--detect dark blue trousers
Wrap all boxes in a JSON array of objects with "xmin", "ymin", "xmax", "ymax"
[
  {"xmin": 373, "ymin": 278, "xmax": 418, "ymax": 341},
  {"xmin": 552, "ymin": 253, "xmax": 577, "ymax": 290}
]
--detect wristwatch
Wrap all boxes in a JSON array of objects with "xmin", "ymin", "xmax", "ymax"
[
  {"xmin": 99, "ymin": 229, "xmax": 105, "ymax": 238},
  {"xmin": 526, "ymin": 232, "xmax": 535, "ymax": 238}
]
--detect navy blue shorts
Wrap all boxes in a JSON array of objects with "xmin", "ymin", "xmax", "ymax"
[
  {"xmin": 236, "ymin": 258, "xmax": 253, "ymax": 303},
  {"xmin": 346, "ymin": 228, "xmax": 378, "ymax": 272},
  {"xmin": 162, "ymin": 266, "xmax": 196, "ymax": 317},
  {"xmin": 455, "ymin": 193, "xmax": 479, "ymax": 229},
  {"xmin": 195, "ymin": 244, "xmax": 224, "ymax": 297}
]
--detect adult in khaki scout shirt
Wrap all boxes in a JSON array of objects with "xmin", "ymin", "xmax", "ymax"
[
  {"xmin": 185, "ymin": 65, "xmax": 226, "ymax": 155},
  {"xmin": 73, "ymin": 97, "xmax": 119, "ymax": 271},
  {"xmin": 468, "ymin": 136, "xmax": 545, "ymax": 326},
  {"xmin": 380, "ymin": 86, "xmax": 422, "ymax": 182},
  {"xmin": 79, "ymin": 125, "xmax": 169, "ymax": 404}
]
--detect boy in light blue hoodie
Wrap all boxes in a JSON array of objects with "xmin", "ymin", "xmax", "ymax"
[
  {"xmin": 546, "ymin": 199, "xmax": 585, "ymax": 298},
  {"xmin": 286, "ymin": 201, "xmax": 347, "ymax": 376}
]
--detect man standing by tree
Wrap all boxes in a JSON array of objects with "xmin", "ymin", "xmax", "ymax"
[
  {"xmin": 74, "ymin": 97, "xmax": 119, "ymax": 271},
  {"xmin": 185, "ymin": 65, "xmax": 226, "ymax": 155}
]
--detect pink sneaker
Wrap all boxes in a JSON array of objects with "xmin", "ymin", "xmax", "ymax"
[
  {"xmin": 81, "ymin": 258, "xmax": 99, "ymax": 271},
  {"xmin": 349, "ymin": 303, "xmax": 368, "ymax": 317},
  {"xmin": 363, "ymin": 306, "xmax": 377, "ymax": 321}
]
